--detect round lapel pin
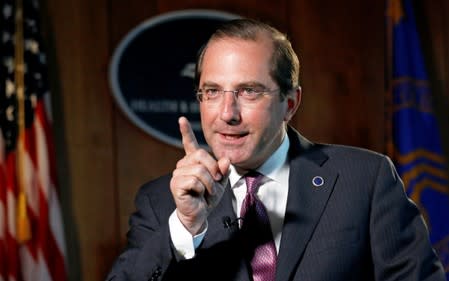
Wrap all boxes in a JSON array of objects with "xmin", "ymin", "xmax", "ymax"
[{"xmin": 312, "ymin": 176, "xmax": 324, "ymax": 187}]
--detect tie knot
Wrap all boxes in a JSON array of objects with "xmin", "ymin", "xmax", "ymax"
[{"xmin": 244, "ymin": 171, "xmax": 264, "ymax": 194}]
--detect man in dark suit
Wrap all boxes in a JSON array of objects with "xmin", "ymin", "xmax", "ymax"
[{"xmin": 106, "ymin": 19, "xmax": 446, "ymax": 281}]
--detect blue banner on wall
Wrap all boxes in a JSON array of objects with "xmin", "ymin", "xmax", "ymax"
[{"xmin": 387, "ymin": 0, "xmax": 449, "ymax": 276}]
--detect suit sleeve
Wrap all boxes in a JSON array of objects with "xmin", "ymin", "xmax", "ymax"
[
  {"xmin": 370, "ymin": 156, "xmax": 445, "ymax": 281},
  {"xmin": 105, "ymin": 179, "xmax": 176, "ymax": 281}
]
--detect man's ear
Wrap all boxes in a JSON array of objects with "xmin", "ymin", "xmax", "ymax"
[{"xmin": 284, "ymin": 86, "xmax": 302, "ymax": 122}]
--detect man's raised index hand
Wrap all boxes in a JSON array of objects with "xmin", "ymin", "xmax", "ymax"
[{"xmin": 179, "ymin": 116, "xmax": 199, "ymax": 155}]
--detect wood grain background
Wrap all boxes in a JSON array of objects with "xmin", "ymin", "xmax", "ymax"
[{"xmin": 39, "ymin": 0, "xmax": 449, "ymax": 280}]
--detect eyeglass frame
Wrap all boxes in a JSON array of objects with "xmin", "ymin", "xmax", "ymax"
[{"xmin": 195, "ymin": 87, "xmax": 280, "ymax": 104}]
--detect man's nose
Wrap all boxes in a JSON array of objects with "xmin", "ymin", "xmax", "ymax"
[{"xmin": 219, "ymin": 91, "xmax": 241, "ymax": 123}]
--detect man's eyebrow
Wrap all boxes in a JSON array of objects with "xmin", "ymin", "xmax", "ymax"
[
  {"xmin": 200, "ymin": 81, "xmax": 269, "ymax": 89},
  {"xmin": 200, "ymin": 81, "xmax": 220, "ymax": 88},
  {"xmin": 235, "ymin": 81, "xmax": 268, "ymax": 89}
]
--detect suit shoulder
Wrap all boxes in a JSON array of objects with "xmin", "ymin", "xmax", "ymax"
[
  {"xmin": 319, "ymin": 143, "xmax": 388, "ymax": 161},
  {"xmin": 288, "ymin": 129, "xmax": 390, "ymax": 165},
  {"xmin": 136, "ymin": 173, "xmax": 173, "ymax": 199},
  {"xmin": 314, "ymin": 143, "xmax": 395, "ymax": 174},
  {"xmin": 133, "ymin": 173, "xmax": 176, "ymax": 218}
]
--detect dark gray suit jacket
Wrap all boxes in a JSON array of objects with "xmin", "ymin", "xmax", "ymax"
[{"xmin": 106, "ymin": 128, "xmax": 445, "ymax": 281}]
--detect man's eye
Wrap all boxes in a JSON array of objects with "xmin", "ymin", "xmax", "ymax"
[
  {"xmin": 205, "ymin": 89, "xmax": 220, "ymax": 97},
  {"xmin": 240, "ymin": 88, "xmax": 259, "ymax": 97},
  {"xmin": 245, "ymin": 88, "xmax": 257, "ymax": 93}
]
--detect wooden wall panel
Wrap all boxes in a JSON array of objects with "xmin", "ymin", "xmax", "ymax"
[
  {"xmin": 157, "ymin": 0, "xmax": 289, "ymax": 30},
  {"xmin": 287, "ymin": 1, "xmax": 385, "ymax": 151},
  {"xmin": 108, "ymin": 0, "xmax": 164, "ymax": 253},
  {"xmin": 44, "ymin": 0, "xmax": 115, "ymax": 280},
  {"xmin": 438, "ymin": 0, "xmax": 449, "ymax": 160},
  {"xmin": 420, "ymin": 0, "xmax": 449, "ymax": 159},
  {"xmin": 41, "ymin": 0, "xmax": 449, "ymax": 280}
]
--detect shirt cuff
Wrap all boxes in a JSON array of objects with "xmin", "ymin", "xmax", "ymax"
[{"xmin": 168, "ymin": 210, "xmax": 207, "ymax": 259}]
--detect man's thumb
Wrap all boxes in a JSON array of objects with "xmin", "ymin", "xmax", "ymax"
[{"xmin": 217, "ymin": 158, "xmax": 231, "ymax": 186}]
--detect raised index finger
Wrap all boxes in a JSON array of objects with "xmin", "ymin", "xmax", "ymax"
[{"xmin": 179, "ymin": 116, "xmax": 200, "ymax": 155}]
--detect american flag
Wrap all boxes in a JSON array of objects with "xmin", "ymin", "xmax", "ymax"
[{"xmin": 0, "ymin": 0, "xmax": 67, "ymax": 280}]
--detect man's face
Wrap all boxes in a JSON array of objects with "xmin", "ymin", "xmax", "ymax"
[{"xmin": 198, "ymin": 36, "xmax": 296, "ymax": 170}]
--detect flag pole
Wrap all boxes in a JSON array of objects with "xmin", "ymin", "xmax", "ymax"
[{"xmin": 14, "ymin": 0, "xmax": 31, "ymax": 243}]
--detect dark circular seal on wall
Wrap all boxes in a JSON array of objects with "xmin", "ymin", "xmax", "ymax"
[{"xmin": 109, "ymin": 10, "xmax": 239, "ymax": 148}]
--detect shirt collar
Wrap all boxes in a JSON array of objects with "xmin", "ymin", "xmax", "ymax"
[{"xmin": 228, "ymin": 135, "xmax": 290, "ymax": 187}]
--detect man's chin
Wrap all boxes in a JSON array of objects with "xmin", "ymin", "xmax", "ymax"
[
  {"xmin": 225, "ymin": 154, "xmax": 259, "ymax": 171},
  {"xmin": 215, "ymin": 150, "xmax": 248, "ymax": 165}
]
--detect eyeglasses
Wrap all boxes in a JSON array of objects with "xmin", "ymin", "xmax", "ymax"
[{"xmin": 196, "ymin": 87, "xmax": 279, "ymax": 107}]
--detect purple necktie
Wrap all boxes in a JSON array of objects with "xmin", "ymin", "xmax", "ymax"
[{"xmin": 240, "ymin": 171, "xmax": 277, "ymax": 281}]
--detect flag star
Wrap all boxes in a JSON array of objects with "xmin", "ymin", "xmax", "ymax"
[
  {"xmin": 6, "ymin": 105, "xmax": 15, "ymax": 121},
  {"xmin": 3, "ymin": 4, "xmax": 12, "ymax": 19},
  {"xmin": 3, "ymin": 58, "xmax": 14, "ymax": 73},
  {"xmin": 3, "ymin": 31, "xmax": 11, "ymax": 43},
  {"xmin": 26, "ymin": 19, "xmax": 38, "ymax": 33},
  {"xmin": 6, "ymin": 79, "xmax": 15, "ymax": 97},
  {"xmin": 27, "ymin": 19, "xmax": 37, "ymax": 27},
  {"xmin": 39, "ymin": 54, "xmax": 47, "ymax": 64},
  {"xmin": 26, "ymin": 39, "xmax": 40, "ymax": 54},
  {"xmin": 30, "ymin": 94, "xmax": 38, "ymax": 108},
  {"xmin": 34, "ymin": 72, "xmax": 42, "ymax": 80}
]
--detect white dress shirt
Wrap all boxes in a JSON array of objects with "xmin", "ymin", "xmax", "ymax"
[{"xmin": 169, "ymin": 136, "xmax": 290, "ymax": 259}]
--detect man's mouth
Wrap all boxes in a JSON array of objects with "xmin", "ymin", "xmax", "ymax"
[
  {"xmin": 223, "ymin": 134, "xmax": 243, "ymax": 139},
  {"xmin": 219, "ymin": 132, "xmax": 248, "ymax": 142}
]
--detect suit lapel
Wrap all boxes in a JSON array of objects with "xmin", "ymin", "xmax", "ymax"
[
  {"xmin": 202, "ymin": 184, "xmax": 237, "ymax": 247},
  {"xmin": 276, "ymin": 129, "xmax": 339, "ymax": 281},
  {"xmin": 202, "ymin": 182, "xmax": 252, "ymax": 281}
]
